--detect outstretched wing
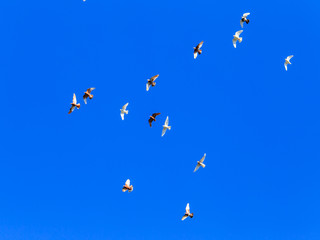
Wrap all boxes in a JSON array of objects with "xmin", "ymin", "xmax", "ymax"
[
  {"xmin": 83, "ymin": 95, "xmax": 88, "ymax": 104},
  {"xmin": 199, "ymin": 153, "xmax": 206, "ymax": 163},
  {"xmin": 193, "ymin": 50, "xmax": 198, "ymax": 59},
  {"xmin": 181, "ymin": 214, "xmax": 188, "ymax": 221},
  {"xmin": 232, "ymin": 38, "xmax": 237, "ymax": 48},
  {"xmin": 185, "ymin": 203, "xmax": 190, "ymax": 214},
  {"xmin": 120, "ymin": 112, "xmax": 124, "ymax": 120},
  {"xmin": 152, "ymin": 113, "xmax": 161, "ymax": 118},
  {"xmin": 197, "ymin": 41, "xmax": 204, "ymax": 49},
  {"xmin": 146, "ymin": 82, "xmax": 151, "ymax": 91},
  {"xmin": 284, "ymin": 62, "xmax": 288, "ymax": 71},
  {"xmin": 72, "ymin": 93, "xmax": 77, "ymax": 104},
  {"xmin": 194, "ymin": 163, "xmax": 200, "ymax": 172},
  {"xmin": 122, "ymin": 103, "xmax": 129, "ymax": 110},
  {"xmin": 68, "ymin": 105, "xmax": 75, "ymax": 114},
  {"xmin": 235, "ymin": 30, "xmax": 243, "ymax": 37},
  {"xmin": 161, "ymin": 127, "xmax": 167, "ymax": 137},
  {"xmin": 165, "ymin": 116, "xmax": 169, "ymax": 126},
  {"xmin": 148, "ymin": 118, "xmax": 153, "ymax": 127},
  {"xmin": 240, "ymin": 19, "xmax": 244, "ymax": 28},
  {"xmin": 287, "ymin": 55, "xmax": 294, "ymax": 61},
  {"xmin": 125, "ymin": 179, "xmax": 130, "ymax": 186},
  {"xmin": 150, "ymin": 74, "xmax": 159, "ymax": 82},
  {"xmin": 87, "ymin": 87, "xmax": 95, "ymax": 93},
  {"xmin": 242, "ymin": 12, "xmax": 250, "ymax": 17}
]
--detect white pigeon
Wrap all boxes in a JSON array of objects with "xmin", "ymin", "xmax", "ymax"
[
  {"xmin": 161, "ymin": 116, "xmax": 171, "ymax": 137},
  {"xmin": 194, "ymin": 153, "xmax": 206, "ymax": 172},
  {"xmin": 240, "ymin": 13, "xmax": 250, "ymax": 28},
  {"xmin": 233, "ymin": 30, "xmax": 243, "ymax": 48},
  {"xmin": 120, "ymin": 103, "xmax": 129, "ymax": 120},
  {"xmin": 181, "ymin": 203, "xmax": 194, "ymax": 221},
  {"xmin": 284, "ymin": 55, "xmax": 294, "ymax": 71}
]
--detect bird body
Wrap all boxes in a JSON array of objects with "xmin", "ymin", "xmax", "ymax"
[
  {"xmin": 194, "ymin": 153, "xmax": 206, "ymax": 172},
  {"xmin": 120, "ymin": 103, "xmax": 129, "ymax": 120},
  {"xmin": 194, "ymin": 41, "xmax": 204, "ymax": 59},
  {"xmin": 83, "ymin": 88, "xmax": 95, "ymax": 104},
  {"xmin": 233, "ymin": 30, "xmax": 243, "ymax": 48},
  {"xmin": 181, "ymin": 203, "xmax": 194, "ymax": 221},
  {"xmin": 146, "ymin": 74, "xmax": 159, "ymax": 91},
  {"xmin": 68, "ymin": 93, "xmax": 80, "ymax": 114},
  {"xmin": 162, "ymin": 116, "xmax": 171, "ymax": 137},
  {"xmin": 240, "ymin": 13, "xmax": 250, "ymax": 28},
  {"xmin": 284, "ymin": 55, "xmax": 294, "ymax": 71},
  {"xmin": 122, "ymin": 179, "xmax": 133, "ymax": 192}
]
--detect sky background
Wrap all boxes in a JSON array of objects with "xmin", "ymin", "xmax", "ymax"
[{"xmin": 0, "ymin": 0, "xmax": 320, "ymax": 239}]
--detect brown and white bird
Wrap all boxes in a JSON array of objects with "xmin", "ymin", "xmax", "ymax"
[
  {"xmin": 146, "ymin": 74, "xmax": 159, "ymax": 91},
  {"xmin": 83, "ymin": 88, "xmax": 95, "ymax": 104},
  {"xmin": 122, "ymin": 179, "xmax": 133, "ymax": 192},
  {"xmin": 284, "ymin": 55, "xmax": 294, "ymax": 71},
  {"xmin": 194, "ymin": 41, "xmax": 204, "ymax": 59},
  {"xmin": 181, "ymin": 203, "xmax": 194, "ymax": 221},
  {"xmin": 233, "ymin": 30, "xmax": 243, "ymax": 48},
  {"xmin": 68, "ymin": 93, "xmax": 80, "ymax": 114},
  {"xmin": 240, "ymin": 13, "xmax": 250, "ymax": 28},
  {"xmin": 148, "ymin": 113, "xmax": 161, "ymax": 127},
  {"xmin": 194, "ymin": 153, "xmax": 206, "ymax": 172}
]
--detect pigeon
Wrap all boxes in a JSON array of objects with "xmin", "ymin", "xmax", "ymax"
[
  {"xmin": 122, "ymin": 179, "xmax": 133, "ymax": 192},
  {"xmin": 68, "ymin": 93, "xmax": 80, "ymax": 114},
  {"xmin": 148, "ymin": 113, "xmax": 161, "ymax": 127},
  {"xmin": 194, "ymin": 41, "xmax": 204, "ymax": 59},
  {"xmin": 146, "ymin": 74, "xmax": 159, "ymax": 91},
  {"xmin": 161, "ymin": 116, "xmax": 171, "ymax": 137},
  {"xmin": 284, "ymin": 55, "xmax": 294, "ymax": 71},
  {"xmin": 194, "ymin": 153, "xmax": 206, "ymax": 172},
  {"xmin": 233, "ymin": 30, "xmax": 243, "ymax": 48},
  {"xmin": 120, "ymin": 103, "xmax": 129, "ymax": 120},
  {"xmin": 181, "ymin": 203, "xmax": 194, "ymax": 221},
  {"xmin": 83, "ymin": 88, "xmax": 95, "ymax": 104},
  {"xmin": 240, "ymin": 13, "xmax": 250, "ymax": 28}
]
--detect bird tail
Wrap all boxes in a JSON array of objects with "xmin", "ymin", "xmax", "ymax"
[
  {"xmin": 76, "ymin": 103, "xmax": 80, "ymax": 109},
  {"xmin": 198, "ymin": 49, "xmax": 202, "ymax": 55},
  {"xmin": 125, "ymin": 110, "xmax": 129, "ymax": 114},
  {"xmin": 129, "ymin": 186, "xmax": 133, "ymax": 192},
  {"xmin": 189, "ymin": 213, "xmax": 194, "ymax": 218},
  {"xmin": 201, "ymin": 163, "xmax": 206, "ymax": 168},
  {"xmin": 246, "ymin": 19, "xmax": 250, "ymax": 24},
  {"xmin": 167, "ymin": 126, "xmax": 171, "ymax": 130},
  {"xmin": 238, "ymin": 37, "xmax": 242, "ymax": 43},
  {"xmin": 89, "ymin": 94, "xmax": 93, "ymax": 99}
]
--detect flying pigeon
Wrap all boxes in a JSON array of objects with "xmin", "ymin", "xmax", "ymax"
[
  {"xmin": 161, "ymin": 116, "xmax": 171, "ymax": 137},
  {"xmin": 181, "ymin": 203, "xmax": 194, "ymax": 221},
  {"xmin": 146, "ymin": 74, "xmax": 159, "ymax": 91},
  {"xmin": 120, "ymin": 103, "xmax": 129, "ymax": 120},
  {"xmin": 68, "ymin": 93, "xmax": 80, "ymax": 114},
  {"xmin": 194, "ymin": 41, "xmax": 204, "ymax": 59},
  {"xmin": 233, "ymin": 30, "xmax": 243, "ymax": 48},
  {"xmin": 148, "ymin": 113, "xmax": 161, "ymax": 127},
  {"xmin": 240, "ymin": 13, "xmax": 250, "ymax": 28},
  {"xmin": 122, "ymin": 179, "xmax": 133, "ymax": 192},
  {"xmin": 194, "ymin": 153, "xmax": 206, "ymax": 172},
  {"xmin": 83, "ymin": 88, "xmax": 95, "ymax": 104},
  {"xmin": 284, "ymin": 55, "xmax": 294, "ymax": 71}
]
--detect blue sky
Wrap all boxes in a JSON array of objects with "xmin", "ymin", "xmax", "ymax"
[{"xmin": 1, "ymin": 0, "xmax": 320, "ymax": 239}]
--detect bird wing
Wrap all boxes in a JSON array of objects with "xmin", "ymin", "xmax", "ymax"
[
  {"xmin": 120, "ymin": 112, "xmax": 124, "ymax": 120},
  {"xmin": 146, "ymin": 82, "xmax": 151, "ymax": 91},
  {"xmin": 232, "ymin": 38, "xmax": 237, "ymax": 48},
  {"xmin": 161, "ymin": 127, "xmax": 167, "ymax": 137},
  {"xmin": 152, "ymin": 113, "xmax": 161, "ymax": 118},
  {"xmin": 122, "ymin": 103, "xmax": 129, "ymax": 110},
  {"xmin": 72, "ymin": 93, "xmax": 77, "ymax": 104},
  {"xmin": 193, "ymin": 51, "xmax": 198, "ymax": 59},
  {"xmin": 181, "ymin": 214, "xmax": 188, "ymax": 221},
  {"xmin": 68, "ymin": 105, "xmax": 75, "ymax": 114},
  {"xmin": 240, "ymin": 20, "xmax": 244, "ymax": 28},
  {"xmin": 83, "ymin": 95, "xmax": 88, "ymax": 104},
  {"xmin": 87, "ymin": 87, "xmax": 95, "ymax": 93},
  {"xmin": 284, "ymin": 62, "xmax": 288, "ymax": 71},
  {"xmin": 186, "ymin": 203, "xmax": 190, "ymax": 214},
  {"xmin": 243, "ymin": 12, "xmax": 250, "ymax": 17},
  {"xmin": 194, "ymin": 164, "xmax": 200, "ymax": 172},
  {"xmin": 235, "ymin": 30, "xmax": 243, "ymax": 37},
  {"xmin": 287, "ymin": 55, "xmax": 294, "ymax": 61},
  {"xmin": 199, "ymin": 153, "xmax": 206, "ymax": 163},
  {"xmin": 125, "ymin": 179, "xmax": 130, "ymax": 186},
  {"xmin": 165, "ymin": 116, "xmax": 169, "ymax": 126},
  {"xmin": 148, "ymin": 118, "xmax": 153, "ymax": 127},
  {"xmin": 197, "ymin": 41, "xmax": 204, "ymax": 49},
  {"xmin": 150, "ymin": 74, "xmax": 159, "ymax": 82}
]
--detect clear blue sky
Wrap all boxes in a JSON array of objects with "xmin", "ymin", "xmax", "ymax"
[{"xmin": 1, "ymin": 0, "xmax": 320, "ymax": 239}]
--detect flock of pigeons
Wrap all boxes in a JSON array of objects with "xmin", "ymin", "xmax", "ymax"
[{"xmin": 67, "ymin": 11, "xmax": 294, "ymax": 221}]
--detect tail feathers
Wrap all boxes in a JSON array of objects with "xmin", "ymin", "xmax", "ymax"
[
  {"xmin": 198, "ymin": 49, "xmax": 202, "ymax": 54},
  {"xmin": 76, "ymin": 104, "xmax": 80, "ymax": 109},
  {"xmin": 167, "ymin": 126, "xmax": 171, "ymax": 130},
  {"xmin": 89, "ymin": 94, "xmax": 93, "ymax": 99},
  {"xmin": 201, "ymin": 163, "xmax": 206, "ymax": 168},
  {"xmin": 189, "ymin": 213, "xmax": 194, "ymax": 218},
  {"xmin": 125, "ymin": 110, "xmax": 129, "ymax": 114},
  {"xmin": 239, "ymin": 37, "xmax": 243, "ymax": 43},
  {"xmin": 246, "ymin": 19, "xmax": 250, "ymax": 24}
]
